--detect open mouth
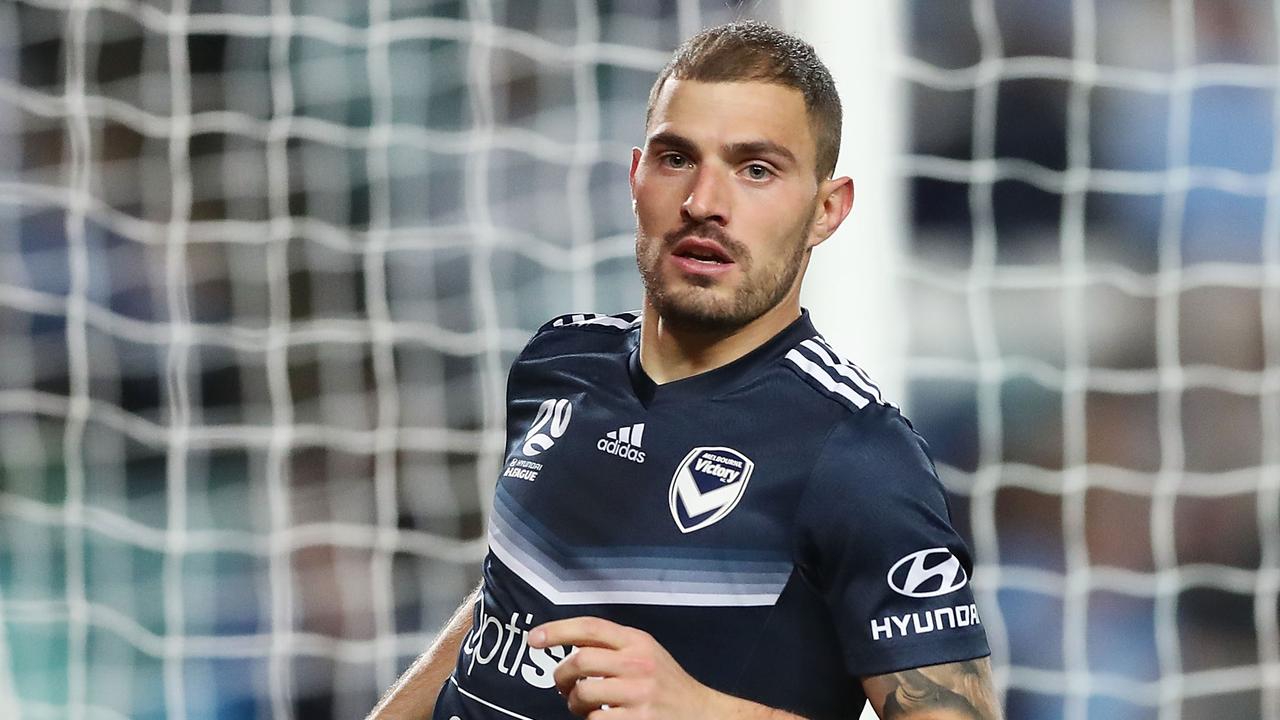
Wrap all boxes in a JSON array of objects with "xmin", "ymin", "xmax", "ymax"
[{"xmin": 671, "ymin": 238, "xmax": 733, "ymax": 265}]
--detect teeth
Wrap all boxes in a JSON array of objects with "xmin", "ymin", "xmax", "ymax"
[{"xmin": 675, "ymin": 247, "xmax": 727, "ymax": 263}]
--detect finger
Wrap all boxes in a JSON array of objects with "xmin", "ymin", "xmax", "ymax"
[
  {"xmin": 530, "ymin": 616, "xmax": 634, "ymax": 650},
  {"xmin": 554, "ymin": 645, "xmax": 652, "ymax": 691},
  {"xmin": 566, "ymin": 677, "xmax": 638, "ymax": 716},
  {"xmin": 553, "ymin": 647, "xmax": 626, "ymax": 695}
]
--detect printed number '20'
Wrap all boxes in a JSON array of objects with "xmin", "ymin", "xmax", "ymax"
[{"xmin": 522, "ymin": 399, "xmax": 572, "ymax": 456}]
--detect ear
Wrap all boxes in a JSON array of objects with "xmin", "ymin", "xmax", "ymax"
[
  {"xmin": 629, "ymin": 147, "xmax": 642, "ymax": 208},
  {"xmin": 808, "ymin": 176, "xmax": 854, "ymax": 249}
]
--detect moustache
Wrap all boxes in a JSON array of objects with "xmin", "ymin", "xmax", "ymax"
[{"xmin": 662, "ymin": 223, "xmax": 747, "ymax": 263}]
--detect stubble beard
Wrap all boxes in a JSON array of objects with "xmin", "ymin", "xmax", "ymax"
[{"xmin": 635, "ymin": 223, "xmax": 809, "ymax": 333}]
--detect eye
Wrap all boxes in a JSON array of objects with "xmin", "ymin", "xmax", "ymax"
[
  {"xmin": 661, "ymin": 153, "xmax": 691, "ymax": 169},
  {"xmin": 744, "ymin": 163, "xmax": 773, "ymax": 180}
]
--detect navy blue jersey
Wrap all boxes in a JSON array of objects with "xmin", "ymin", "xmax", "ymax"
[{"xmin": 433, "ymin": 311, "xmax": 989, "ymax": 719}]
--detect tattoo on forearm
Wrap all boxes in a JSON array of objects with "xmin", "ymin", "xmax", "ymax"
[{"xmin": 879, "ymin": 658, "xmax": 1001, "ymax": 720}]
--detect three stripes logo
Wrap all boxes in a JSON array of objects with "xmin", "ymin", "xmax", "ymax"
[
  {"xmin": 784, "ymin": 336, "xmax": 895, "ymax": 412},
  {"xmin": 596, "ymin": 423, "xmax": 646, "ymax": 463}
]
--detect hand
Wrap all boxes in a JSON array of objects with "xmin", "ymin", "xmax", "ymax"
[{"xmin": 528, "ymin": 616, "xmax": 721, "ymax": 719}]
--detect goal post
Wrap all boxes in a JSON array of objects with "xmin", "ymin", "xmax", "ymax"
[
  {"xmin": 789, "ymin": 0, "xmax": 909, "ymax": 407},
  {"xmin": 785, "ymin": 5, "xmax": 907, "ymax": 719}
]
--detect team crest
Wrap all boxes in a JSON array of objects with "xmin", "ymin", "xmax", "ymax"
[{"xmin": 668, "ymin": 446, "xmax": 754, "ymax": 533}]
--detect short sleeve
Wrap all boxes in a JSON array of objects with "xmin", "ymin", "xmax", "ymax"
[{"xmin": 793, "ymin": 405, "xmax": 990, "ymax": 677}]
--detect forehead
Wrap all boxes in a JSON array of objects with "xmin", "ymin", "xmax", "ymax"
[{"xmin": 646, "ymin": 79, "xmax": 816, "ymax": 166}]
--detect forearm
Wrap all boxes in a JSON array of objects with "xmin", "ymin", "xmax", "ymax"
[
  {"xmin": 366, "ymin": 583, "xmax": 479, "ymax": 720},
  {"xmin": 706, "ymin": 690, "xmax": 809, "ymax": 719},
  {"xmin": 863, "ymin": 656, "xmax": 1003, "ymax": 720}
]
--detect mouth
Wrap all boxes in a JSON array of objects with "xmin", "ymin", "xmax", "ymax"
[{"xmin": 670, "ymin": 237, "xmax": 734, "ymax": 266}]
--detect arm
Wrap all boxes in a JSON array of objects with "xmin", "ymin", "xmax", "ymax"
[
  {"xmin": 796, "ymin": 412, "xmax": 996, "ymax": 719},
  {"xmin": 531, "ymin": 616, "xmax": 1003, "ymax": 720},
  {"xmin": 862, "ymin": 657, "xmax": 1002, "ymax": 720},
  {"xmin": 366, "ymin": 582, "xmax": 480, "ymax": 720}
]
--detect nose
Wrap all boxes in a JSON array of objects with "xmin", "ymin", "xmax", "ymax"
[{"xmin": 681, "ymin": 166, "xmax": 729, "ymax": 226}]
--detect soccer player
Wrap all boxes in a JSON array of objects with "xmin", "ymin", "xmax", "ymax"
[{"xmin": 369, "ymin": 21, "xmax": 1000, "ymax": 720}]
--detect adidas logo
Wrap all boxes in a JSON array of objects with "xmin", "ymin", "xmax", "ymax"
[{"xmin": 596, "ymin": 423, "xmax": 647, "ymax": 464}]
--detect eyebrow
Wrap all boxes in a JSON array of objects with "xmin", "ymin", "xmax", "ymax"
[
  {"xmin": 646, "ymin": 131, "xmax": 797, "ymax": 166},
  {"xmin": 646, "ymin": 131, "xmax": 698, "ymax": 155},
  {"xmin": 724, "ymin": 140, "xmax": 796, "ymax": 166}
]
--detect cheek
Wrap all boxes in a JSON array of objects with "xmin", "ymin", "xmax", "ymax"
[
  {"xmin": 634, "ymin": 173, "xmax": 690, "ymax": 219},
  {"xmin": 744, "ymin": 201, "xmax": 810, "ymax": 256},
  {"xmin": 635, "ymin": 197, "xmax": 676, "ymax": 237}
]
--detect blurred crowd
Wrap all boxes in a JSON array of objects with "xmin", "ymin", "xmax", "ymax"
[
  {"xmin": 905, "ymin": 1, "xmax": 1275, "ymax": 718},
  {"xmin": 1, "ymin": 0, "xmax": 1277, "ymax": 718}
]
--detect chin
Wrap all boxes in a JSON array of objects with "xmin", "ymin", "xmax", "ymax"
[{"xmin": 651, "ymin": 288, "xmax": 761, "ymax": 332}]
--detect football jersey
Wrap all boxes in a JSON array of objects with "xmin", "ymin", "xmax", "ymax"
[{"xmin": 432, "ymin": 310, "xmax": 989, "ymax": 719}]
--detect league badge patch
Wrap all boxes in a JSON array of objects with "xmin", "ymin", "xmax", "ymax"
[
  {"xmin": 668, "ymin": 446, "xmax": 754, "ymax": 533},
  {"xmin": 521, "ymin": 398, "xmax": 572, "ymax": 457}
]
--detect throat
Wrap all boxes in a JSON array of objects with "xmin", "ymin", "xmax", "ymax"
[{"xmin": 637, "ymin": 302, "xmax": 800, "ymax": 385}]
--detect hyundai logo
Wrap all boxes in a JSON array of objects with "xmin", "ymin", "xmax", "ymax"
[{"xmin": 887, "ymin": 548, "xmax": 968, "ymax": 598}]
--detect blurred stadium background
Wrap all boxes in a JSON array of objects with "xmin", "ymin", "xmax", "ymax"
[{"xmin": 1, "ymin": 0, "xmax": 1278, "ymax": 718}]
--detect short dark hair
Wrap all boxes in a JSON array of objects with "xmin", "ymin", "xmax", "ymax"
[{"xmin": 645, "ymin": 21, "xmax": 842, "ymax": 179}]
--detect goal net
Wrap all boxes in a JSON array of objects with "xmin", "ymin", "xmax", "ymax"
[
  {"xmin": 894, "ymin": 2, "xmax": 1280, "ymax": 719},
  {"xmin": 0, "ymin": 1, "xmax": 1276, "ymax": 719}
]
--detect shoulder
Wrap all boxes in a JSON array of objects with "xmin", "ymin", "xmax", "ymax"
[
  {"xmin": 512, "ymin": 310, "xmax": 641, "ymax": 365},
  {"xmin": 777, "ymin": 334, "xmax": 942, "ymax": 514},
  {"xmin": 813, "ymin": 404, "xmax": 935, "ymax": 485},
  {"xmin": 794, "ymin": 402, "xmax": 947, "ymax": 548},
  {"xmin": 758, "ymin": 327, "xmax": 922, "ymax": 468},
  {"xmin": 535, "ymin": 311, "xmax": 642, "ymax": 335},
  {"xmin": 791, "ymin": 388, "xmax": 954, "ymax": 577},
  {"xmin": 777, "ymin": 331, "xmax": 899, "ymax": 416},
  {"xmin": 766, "ymin": 330, "xmax": 940, "ymax": 497}
]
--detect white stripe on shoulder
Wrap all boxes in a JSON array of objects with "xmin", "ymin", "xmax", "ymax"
[
  {"xmin": 784, "ymin": 335, "xmax": 898, "ymax": 410},
  {"xmin": 800, "ymin": 338, "xmax": 889, "ymax": 406},
  {"xmin": 816, "ymin": 337, "xmax": 897, "ymax": 409},
  {"xmin": 569, "ymin": 314, "xmax": 640, "ymax": 330},
  {"xmin": 785, "ymin": 349, "xmax": 871, "ymax": 410},
  {"xmin": 546, "ymin": 311, "xmax": 641, "ymax": 331}
]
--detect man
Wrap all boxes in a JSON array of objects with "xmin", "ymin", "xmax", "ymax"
[{"xmin": 370, "ymin": 21, "xmax": 1000, "ymax": 720}]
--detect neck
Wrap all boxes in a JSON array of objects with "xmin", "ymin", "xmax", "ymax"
[{"xmin": 638, "ymin": 294, "xmax": 802, "ymax": 385}]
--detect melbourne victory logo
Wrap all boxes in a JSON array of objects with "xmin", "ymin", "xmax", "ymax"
[{"xmin": 668, "ymin": 446, "xmax": 754, "ymax": 533}]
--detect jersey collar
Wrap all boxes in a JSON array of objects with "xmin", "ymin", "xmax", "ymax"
[{"xmin": 627, "ymin": 309, "xmax": 818, "ymax": 406}]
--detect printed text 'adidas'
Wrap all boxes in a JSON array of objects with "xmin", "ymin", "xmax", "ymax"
[{"xmin": 597, "ymin": 423, "xmax": 646, "ymax": 463}]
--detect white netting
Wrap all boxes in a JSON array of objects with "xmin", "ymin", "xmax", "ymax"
[
  {"xmin": 900, "ymin": 1, "xmax": 1280, "ymax": 719},
  {"xmin": 0, "ymin": 1, "xmax": 777, "ymax": 718},
  {"xmin": 2, "ymin": 1, "xmax": 1279, "ymax": 719}
]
